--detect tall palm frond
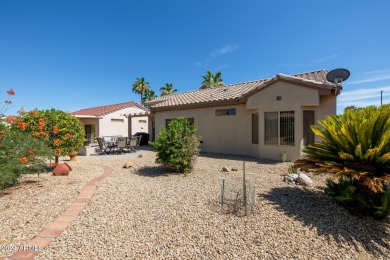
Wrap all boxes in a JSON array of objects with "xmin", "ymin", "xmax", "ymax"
[
  {"xmin": 132, "ymin": 77, "xmax": 150, "ymax": 104},
  {"xmin": 160, "ymin": 83, "xmax": 178, "ymax": 96},
  {"xmin": 200, "ymin": 71, "xmax": 224, "ymax": 89},
  {"xmin": 141, "ymin": 89, "xmax": 157, "ymax": 105}
]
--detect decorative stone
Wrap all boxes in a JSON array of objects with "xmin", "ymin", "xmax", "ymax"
[
  {"xmin": 284, "ymin": 174, "xmax": 299, "ymax": 183},
  {"xmin": 297, "ymin": 173, "xmax": 313, "ymax": 186},
  {"xmin": 123, "ymin": 162, "xmax": 135, "ymax": 168},
  {"xmin": 222, "ymin": 166, "xmax": 230, "ymax": 172},
  {"xmin": 53, "ymin": 163, "xmax": 72, "ymax": 176}
]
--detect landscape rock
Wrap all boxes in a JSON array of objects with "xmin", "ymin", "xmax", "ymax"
[
  {"xmin": 222, "ymin": 166, "xmax": 230, "ymax": 172},
  {"xmin": 283, "ymin": 174, "xmax": 299, "ymax": 184},
  {"xmin": 231, "ymin": 168, "xmax": 238, "ymax": 171},
  {"xmin": 123, "ymin": 162, "xmax": 135, "ymax": 168},
  {"xmin": 297, "ymin": 173, "xmax": 313, "ymax": 186}
]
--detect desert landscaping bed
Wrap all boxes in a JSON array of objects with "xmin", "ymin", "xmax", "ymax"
[
  {"xmin": 29, "ymin": 151, "xmax": 390, "ymax": 259},
  {"xmin": 0, "ymin": 160, "xmax": 103, "ymax": 258},
  {"xmin": 0, "ymin": 151, "xmax": 389, "ymax": 259}
]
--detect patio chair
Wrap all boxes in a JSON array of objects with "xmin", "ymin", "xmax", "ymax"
[
  {"xmin": 96, "ymin": 137, "xmax": 108, "ymax": 154},
  {"xmin": 136, "ymin": 135, "xmax": 142, "ymax": 147},
  {"xmin": 116, "ymin": 137, "xmax": 128, "ymax": 153},
  {"xmin": 127, "ymin": 136, "xmax": 138, "ymax": 152}
]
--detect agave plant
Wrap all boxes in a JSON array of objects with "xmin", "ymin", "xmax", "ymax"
[{"xmin": 295, "ymin": 104, "xmax": 390, "ymax": 218}]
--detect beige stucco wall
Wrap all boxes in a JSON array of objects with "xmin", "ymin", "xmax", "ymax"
[
  {"xmin": 99, "ymin": 106, "xmax": 148, "ymax": 137},
  {"xmin": 77, "ymin": 106, "xmax": 148, "ymax": 138},
  {"xmin": 154, "ymin": 81, "xmax": 337, "ymax": 161},
  {"xmin": 155, "ymin": 104, "xmax": 258, "ymax": 157}
]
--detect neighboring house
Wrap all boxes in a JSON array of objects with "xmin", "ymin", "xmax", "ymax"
[
  {"xmin": 71, "ymin": 101, "xmax": 149, "ymax": 141},
  {"xmin": 135, "ymin": 69, "xmax": 340, "ymax": 161}
]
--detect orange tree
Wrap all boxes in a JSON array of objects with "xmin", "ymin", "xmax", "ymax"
[
  {"xmin": 11, "ymin": 108, "xmax": 85, "ymax": 164},
  {"xmin": 1, "ymin": 88, "xmax": 52, "ymax": 189}
]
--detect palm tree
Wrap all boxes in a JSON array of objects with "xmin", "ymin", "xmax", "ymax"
[
  {"xmin": 132, "ymin": 77, "xmax": 150, "ymax": 104},
  {"xmin": 141, "ymin": 89, "xmax": 157, "ymax": 105},
  {"xmin": 200, "ymin": 71, "xmax": 224, "ymax": 89},
  {"xmin": 160, "ymin": 83, "xmax": 178, "ymax": 96}
]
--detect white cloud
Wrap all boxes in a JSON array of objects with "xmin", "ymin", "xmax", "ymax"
[
  {"xmin": 311, "ymin": 54, "xmax": 339, "ymax": 63},
  {"xmin": 196, "ymin": 44, "xmax": 238, "ymax": 67},
  {"xmin": 210, "ymin": 45, "xmax": 239, "ymax": 57},
  {"xmin": 279, "ymin": 53, "xmax": 339, "ymax": 68},
  {"xmin": 360, "ymin": 69, "xmax": 390, "ymax": 75},
  {"xmin": 338, "ymin": 85, "xmax": 390, "ymax": 105},
  {"xmin": 349, "ymin": 74, "xmax": 390, "ymax": 85},
  {"xmin": 214, "ymin": 62, "xmax": 234, "ymax": 71}
]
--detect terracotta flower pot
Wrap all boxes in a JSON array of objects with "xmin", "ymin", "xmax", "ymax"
[{"xmin": 53, "ymin": 162, "xmax": 72, "ymax": 176}]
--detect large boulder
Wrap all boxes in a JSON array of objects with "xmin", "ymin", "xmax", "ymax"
[{"xmin": 297, "ymin": 173, "xmax": 313, "ymax": 186}]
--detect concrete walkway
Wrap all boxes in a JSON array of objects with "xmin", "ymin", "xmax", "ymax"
[{"xmin": 6, "ymin": 165, "xmax": 113, "ymax": 260}]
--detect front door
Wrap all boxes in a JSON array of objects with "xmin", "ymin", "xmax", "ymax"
[
  {"xmin": 85, "ymin": 124, "xmax": 95, "ymax": 142},
  {"xmin": 303, "ymin": 111, "xmax": 315, "ymax": 146}
]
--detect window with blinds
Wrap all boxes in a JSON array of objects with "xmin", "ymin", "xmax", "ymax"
[
  {"xmin": 280, "ymin": 111, "xmax": 294, "ymax": 145},
  {"xmin": 252, "ymin": 113, "xmax": 259, "ymax": 144},
  {"xmin": 264, "ymin": 112, "xmax": 278, "ymax": 145}
]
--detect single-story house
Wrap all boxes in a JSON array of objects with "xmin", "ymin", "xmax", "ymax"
[
  {"xmin": 129, "ymin": 69, "xmax": 340, "ymax": 161},
  {"xmin": 71, "ymin": 101, "xmax": 149, "ymax": 142}
]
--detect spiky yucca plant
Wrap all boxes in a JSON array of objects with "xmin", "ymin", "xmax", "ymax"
[{"xmin": 295, "ymin": 104, "xmax": 390, "ymax": 218}]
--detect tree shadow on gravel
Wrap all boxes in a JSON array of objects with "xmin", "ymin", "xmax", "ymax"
[
  {"xmin": 259, "ymin": 187, "xmax": 390, "ymax": 258},
  {"xmin": 136, "ymin": 166, "xmax": 180, "ymax": 177}
]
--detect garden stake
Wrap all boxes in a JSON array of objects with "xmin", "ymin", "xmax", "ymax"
[
  {"xmin": 221, "ymin": 179, "xmax": 225, "ymax": 207},
  {"xmin": 243, "ymin": 161, "xmax": 247, "ymax": 216}
]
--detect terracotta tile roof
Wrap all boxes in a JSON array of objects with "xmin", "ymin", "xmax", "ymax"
[
  {"xmin": 71, "ymin": 101, "xmax": 148, "ymax": 117},
  {"xmin": 146, "ymin": 70, "xmax": 334, "ymax": 110}
]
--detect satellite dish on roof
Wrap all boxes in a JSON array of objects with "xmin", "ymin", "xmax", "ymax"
[{"xmin": 326, "ymin": 68, "xmax": 350, "ymax": 84}]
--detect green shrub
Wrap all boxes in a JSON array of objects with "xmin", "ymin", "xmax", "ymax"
[
  {"xmin": 0, "ymin": 124, "xmax": 52, "ymax": 189},
  {"xmin": 295, "ymin": 104, "xmax": 390, "ymax": 219},
  {"xmin": 288, "ymin": 165, "xmax": 299, "ymax": 174},
  {"xmin": 150, "ymin": 117, "xmax": 201, "ymax": 173}
]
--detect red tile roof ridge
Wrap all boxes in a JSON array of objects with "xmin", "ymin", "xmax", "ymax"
[{"xmin": 72, "ymin": 101, "xmax": 148, "ymax": 116}]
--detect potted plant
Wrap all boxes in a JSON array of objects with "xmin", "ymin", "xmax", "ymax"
[{"xmin": 69, "ymin": 151, "xmax": 78, "ymax": 161}]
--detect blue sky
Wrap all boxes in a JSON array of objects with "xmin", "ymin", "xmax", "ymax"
[{"xmin": 1, "ymin": 0, "xmax": 389, "ymax": 115}]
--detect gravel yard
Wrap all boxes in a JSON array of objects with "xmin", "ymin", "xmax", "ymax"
[
  {"xmin": 2, "ymin": 149, "xmax": 389, "ymax": 259},
  {"xmin": 0, "ymin": 160, "xmax": 103, "ymax": 259}
]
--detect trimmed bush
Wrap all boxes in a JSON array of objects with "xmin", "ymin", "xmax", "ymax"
[
  {"xmin": 150, "ymin": 117, "xmax": 201, "ymax": 173},
  {"xmin": 295, "ymin": 104, "xmax": 390, "ymax": 219}
]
